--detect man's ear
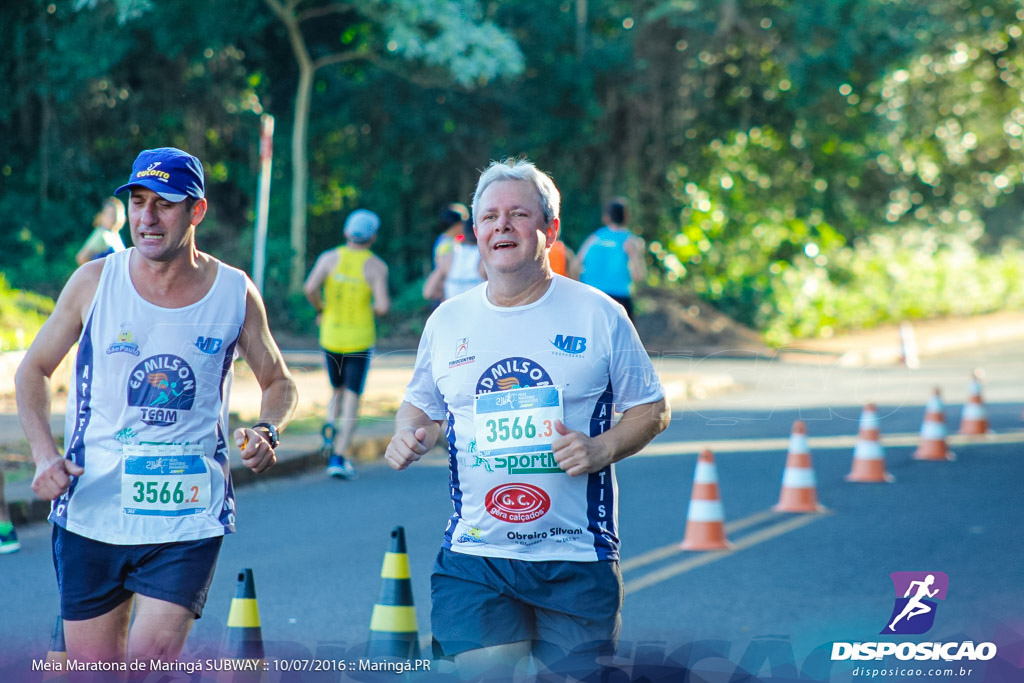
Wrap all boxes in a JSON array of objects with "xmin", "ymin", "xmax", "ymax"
[
  {"xmin": 191, "ymin": 198, "xmax": 209, "ymax": 227},
  {"xmin": 545, "ymin": 217, "xmax": 560, "ymax": 248}
]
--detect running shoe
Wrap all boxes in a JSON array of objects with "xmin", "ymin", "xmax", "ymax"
[
  {"xmin": 0, "ymin": 523, "xmax": 20, "ymax": 554},
  {"xmin": 320, "ymin": 424, "xmax": 336, "ymax": 460},
  {"xmin": 326, "ymin": 454, "xmax": 356, "ymax": 480}
]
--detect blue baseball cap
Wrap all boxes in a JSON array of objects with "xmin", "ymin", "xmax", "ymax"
[
  {"xmin": 114, "ymin": 147, "xmax": 205, "ymax": 202},
  {"xmin": 344, "ymin": 209, "xmax": 380, "ymax": 243}
]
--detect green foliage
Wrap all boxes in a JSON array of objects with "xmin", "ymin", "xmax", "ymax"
[
  {"xmin": 0, "ymin": 274, "xmax": 54, "ymax": 351},
  {"xmin": 761, "ymin": 229, "xmax": 1024, "ymax": 346},
  {"xmin": 371, "ymin": 0, "xmax": 525, "ymax": 86},
  {"xmin": 376, "ymin": 276, "xmax": 433, "ymax": 345},
  {"xmin": 4, "ymin": 0, "xmax": 1024, "ymax": 347},
  {"xmin": 658, "ymin": 127, "xmax": 848, "ymax": 326},
  {"xmin": 648, "ymin": 0, "xmax": 1024, "ymax": 341}
]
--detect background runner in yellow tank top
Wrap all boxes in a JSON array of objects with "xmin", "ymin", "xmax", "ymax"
[
  {"xmin": 304, "ymin": 209, "xmax": 390, "ymax": 479},
  {"xmin": 320, "ymin": 246, "xmax": 376, "ymax": 352}
]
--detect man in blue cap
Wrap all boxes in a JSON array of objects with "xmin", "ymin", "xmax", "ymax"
[
  {"xmin": 304, "ymin": 208, "xmax": 391, "ymax": 479},
  {"xmin": 16, "ymin": 147, "xmax": 298, "ymax": 667}
]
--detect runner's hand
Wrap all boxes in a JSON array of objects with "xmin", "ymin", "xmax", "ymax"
[
  {"xmin": 32, "ymin": 455, "xmax": 84, "ymax": 501},
  {"xmin": 385, "ymin": 427, "xmax": 430, "ymax": 471},
  {"xmin": 235, "ymin": 427, "xmax": 277, "ymax": 474},
  {"xmin": 552, "ymin": 420, "xmax": 614, "ymax": 476}
]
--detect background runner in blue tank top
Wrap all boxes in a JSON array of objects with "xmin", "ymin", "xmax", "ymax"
[
  {"xmin": 16, "ymin": 147, "xmax": 297, "ymax": 668},
  {"xmin": 577, "ymin": 197, "xmax": 647, "ymax": 320},
  {"xmin": 385, "ymin": 158, "xmax": 670, "ymax": 680}
]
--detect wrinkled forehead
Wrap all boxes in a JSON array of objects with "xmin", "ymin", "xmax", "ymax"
[{"xmin": 477, "ymin": 179, "xmax": 544, "ymax": 214}]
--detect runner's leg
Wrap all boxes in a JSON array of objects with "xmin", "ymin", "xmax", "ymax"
[
  {"xmin": 333, "ymin": 388, "xmax": 361, "ymax": 456},
  {"xmin": 326, "ymin": 387, "xmax": 344, "ymax": 425},
  {"xmin": 0, "ymin": 470, "xmax": 11, "ymax": 523},
  {"xmin": 126, "ymin": 595, "xmax": 196, "ymax": 666},
  {"xmin": 454, "ymin": 641, "xmax": 532, "ymax": 682},
  {"xmin": 64, "ymin": 598, "xmax": 133, "ymax": 664},
  {"xmin": 323, "ymin": 348, "xmax": 345, "ymax": 432}
]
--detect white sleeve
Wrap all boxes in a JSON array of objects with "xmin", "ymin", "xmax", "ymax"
[
  {"xmin": 607, "ymin": 304, "xmax": 664, "ymax": 413},
  {"xmin": 402, "ymin": 316, "xmax": 447, "ymax": 420}
]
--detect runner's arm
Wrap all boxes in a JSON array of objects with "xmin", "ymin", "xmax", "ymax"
[
  {"xmin": 16, "ymin": 264, "xmax": 102, "ymax": 499},
  {"xmin": 384, "ymin": 401, "xmax": 444, "ymax": 471},
  {"xmin": 625, "ymin": 234, "xmax": 647, "ymax": 284},
  {"xmin": 422, "ymin": 252, "xmax": 452, "ymax": 301},
  {"xmin": 75, "ymin": 229, "xmax": 102, "ymax": 265},
  {"xmin": 552, "ymin": 397, "xmax": 670, "ymax": 476},
  {"xmin": 366, "ymin": 256, "xmax": 391, "ymax": 316},
  {"xmin": 235, "ymin": 279, "xmax": 298, "ymax": 473},
  {"xmin": 302, "ymin": 251, "xmax": 333, "ymax": 313},
  {"xmin": 574, "ymin": 234, "xmax": 595, "ymax": 276}
]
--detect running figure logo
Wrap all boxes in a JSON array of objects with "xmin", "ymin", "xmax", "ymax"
[{"xmin": 881, "ymin": 571, "xmax": 949, "ymax": 635}]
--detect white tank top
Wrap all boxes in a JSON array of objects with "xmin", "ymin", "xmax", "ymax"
[
  {"xmin": 52, "ymin": 249, "xmax": 248, "ymax": 545},
  {"xmin": 443, "ymin": 242, "xmax": 484, "ymax": 300}
]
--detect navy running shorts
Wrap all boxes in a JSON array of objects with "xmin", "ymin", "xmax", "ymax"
[
  {"xmin": 52, "ymin": 525, "xmax": 223, "ymax": 621},
  {"xmin": 430, "ymin": 548, "xmax": 623, "ymax": 666},
  {"xmin": 323, "ymin": 348, "xmax": 373, "ymax": 394}
]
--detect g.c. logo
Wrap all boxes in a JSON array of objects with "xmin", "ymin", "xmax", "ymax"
[{"xmin": 485, "ymin": 483, "xmax": 551, "ymax": 523}]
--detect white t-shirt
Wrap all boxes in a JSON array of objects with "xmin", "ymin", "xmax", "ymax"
[
  {"xmin": 404, "ymin": 276, "xmax": 663, "ymax": 561},
  {"xmin": 52, "ymin": 248, "xmax": 247, "ymax": 545}
]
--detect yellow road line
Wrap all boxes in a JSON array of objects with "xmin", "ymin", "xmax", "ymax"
[
  {"xmin": 417, "ymin": 430, "xmax": 1023, "ymax": 467},
  {"xmin": 620, "ymin": 508, "xmax": 778, "ymax": 573},
  {"xmin": 639, "ymin": 430, "xmax": 1024, "ymax": 457},
  {"xmin": 623, "ymin": 513, "xmax": 826, "ymax": 595}
]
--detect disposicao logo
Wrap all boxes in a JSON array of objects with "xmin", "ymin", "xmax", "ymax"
[
  {"xmin": 882, "ymin": 571, "xmax": 948, "ymax": 635},
  {"xmin": 831, "ymin": 571, "xmax": 997, "ymax": 663}
]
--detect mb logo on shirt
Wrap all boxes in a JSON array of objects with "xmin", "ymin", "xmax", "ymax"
[
  {"xmin": 195, "ymin": 336, "xmax": 223, "ymax": 355},
  {"xmin": 551, "ymin": 334, "xmax": 587, "ymax": 355}
]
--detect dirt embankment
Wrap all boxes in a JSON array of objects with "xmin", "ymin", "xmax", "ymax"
[
  {"xmin": 632, "ymin": 287, "xmax": 767, "ymax": 355},
  {"xmin": 274, "ymin": 286, "xmax": 768, "ymax": 357}
]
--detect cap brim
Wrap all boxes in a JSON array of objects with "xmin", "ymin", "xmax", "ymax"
[{"xmin": 114, "ymin": 181, "xmax": 188, "ymax": 203}]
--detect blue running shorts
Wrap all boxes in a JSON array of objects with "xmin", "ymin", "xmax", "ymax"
[
  {"xmin": 430, "ymin": 548, "xmax": 623, "ymax": 666},
  {"xmin": 323, "ymin": 348, "xmax": 372, "ymax": 395},
  {"xmin": 52, "ymin": 525, "xmax": 223, "ymax": 621}
]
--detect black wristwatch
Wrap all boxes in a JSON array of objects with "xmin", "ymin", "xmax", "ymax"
[{"xmin": 251, "ymin": 422, "xmax": 280, "ymax": 449}]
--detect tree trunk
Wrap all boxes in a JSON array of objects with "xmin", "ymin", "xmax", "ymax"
[
  {"xmin": 264, "ymin": 0, "xmax": 315, "ymax": 294},
  {"xmin": 576, "ymin": 0, "xmax": 588, "ymax": 58},
  {"xmin": 290, "ymin": 61, "xmax": 312, "ymax": 293},
  {"xmin": 38, "ymin": 13, "xmax": 51, "ymax": 209}
]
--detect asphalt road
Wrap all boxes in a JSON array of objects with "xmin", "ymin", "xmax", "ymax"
[{"xmin": 2, "ymin": 343, "xmax": 1022, "ymax": 682}]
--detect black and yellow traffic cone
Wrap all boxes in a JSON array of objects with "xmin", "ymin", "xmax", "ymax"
[
  {"xmin": 224, "ymin": 568, "xmax": 265, "ymax": 661},
  {"xmin": 43, "ymin": 616, "xmax": 67, "ymax": 682},
  {"xmin": 366, "ymin": 526, "xmax": 421, "ymax": 660}
]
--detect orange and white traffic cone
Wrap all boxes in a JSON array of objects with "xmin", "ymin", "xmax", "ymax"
[
  {"xmin": 680, "ymin": 449, "xmax": 732, "ymax": 551},
  {"xmin": 959, "ymin": 372, "xmax": 990, "ymax": 436},
  {"xmin": 773, "ymin": 421, "xmax": 826, "ymax": 513},
  {"xmin": 914, "ymin": 388, "xmax": 955, "ymax": 461},
  {"xmin": 846, "ymin": 403, "xmax": 894, "ymax": 483}
]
